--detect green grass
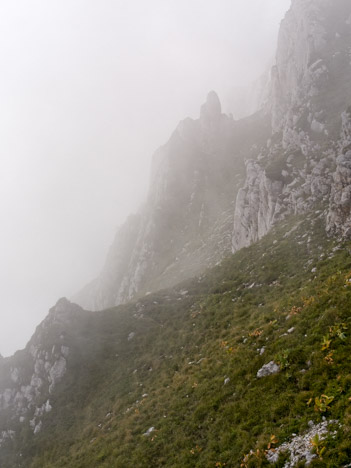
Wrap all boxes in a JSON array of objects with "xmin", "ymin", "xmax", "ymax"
[{"xmin": 2, "ymin": 213, "xmax": 351, "ymax": 467}]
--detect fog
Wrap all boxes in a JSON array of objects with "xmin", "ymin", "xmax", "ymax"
[{"xmin": 0, "ymin": 0, "xmax": 290, "ymax": 356}]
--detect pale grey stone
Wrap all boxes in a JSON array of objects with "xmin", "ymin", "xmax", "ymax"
[{"xmin": 257, "ymin": 361, "xmax": 280, "ymax": 378}]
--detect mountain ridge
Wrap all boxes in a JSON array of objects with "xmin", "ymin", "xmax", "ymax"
[
  {"xmin": 3, "ymin": 213, "xmax": 351, "ymax": 466},
  {"xmin": 73, "ymin": 93, "xmax": 271, "ymax": 310},
  {"xmin": 1, "ymin": 0, "xmax": 351, "ymax": 466},
  {"xmin": 74, "ymin": 0, "xmax": 351, "ymax": 311}
]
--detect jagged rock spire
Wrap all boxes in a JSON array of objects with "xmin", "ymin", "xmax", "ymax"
[{"xmin": 200, "ymin": 90, "xmax": 222, "ymax": 121}]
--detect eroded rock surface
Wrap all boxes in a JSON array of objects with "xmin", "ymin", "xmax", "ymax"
[
  {"xmin": 232, "ymin": 0, "xmax": 351, "ymax": 252},
  {"xmin": 0, "ymin": 298, "xmax": 80, "ymax": 440},
  {"xmin": 257, "ymin": 361, "xmax": 280, "ymax": 378},
  {"xmin": 266, "ymin": 420, "xmax": 340, "ymax": 467}
]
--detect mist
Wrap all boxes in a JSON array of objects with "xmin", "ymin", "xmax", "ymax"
[{"xmin": 0, "ymin": 0, "xmax": 290, "ymax": 356}]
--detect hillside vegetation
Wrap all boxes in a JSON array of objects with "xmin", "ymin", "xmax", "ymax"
[{"xmin": 3, "ymin": 213, "xmax": 351, "ymax": 467}]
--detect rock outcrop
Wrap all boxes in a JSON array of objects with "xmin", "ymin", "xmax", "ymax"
[
  {"xmin": 257, "ymin": 361, "xmax": 280, "ymax": 378},
  {"xmin": 327, "ymin": 108, "xmax": 351, "ymax": 236},
  {"xmin": 266, "ymin": 420, "xmax": 340, "ymax": 466},
  {"xmin": 271, "ymin": 0, "xmax": 351, "ymax": 138},
  {"xmin": 0, "ymin": 299, "xmax": 84, "ymax": 440},
  {"xmin": 232, "ymin": 0, "xmax": 351, "ymax": 251},
  {"xmin": 233, "ymin": 160, "xmax": 285, "ymax": 250}
]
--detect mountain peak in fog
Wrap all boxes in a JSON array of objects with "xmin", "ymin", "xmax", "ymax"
[
  {"xmin": 2, "ymin": 0, "xmax": 351, "ymax": 465},
  {"xmin": 200, "ymin": 90, "xmax": 222, "ymax": 121}
]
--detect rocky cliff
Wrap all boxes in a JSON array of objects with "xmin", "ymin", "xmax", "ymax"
[
  {"xmin": 0, "ymin": 299, "xmax": 86, "ymax": 449},
  {"xmin": 75, "ymin": 0, "xmax": 351, "ymax": 309},
  {"xmin": 74, "ymin": 92, "xmax": 270, "ymax": 310},
  {"xmin": 232, "ymin": 0, "xmax": 351, "ymax": 251}
]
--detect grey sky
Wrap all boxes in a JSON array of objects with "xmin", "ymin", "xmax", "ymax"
[{"xmin": 0, "ymin": 0, "xmax": 290, "ymax": 356}]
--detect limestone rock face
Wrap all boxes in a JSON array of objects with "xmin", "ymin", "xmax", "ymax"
[
  {"xmin": 232, "ymin": 0, "xmax": 351, "ymax": 251},
  {"xmin": 271, "ymin": 0, "xmax": 351, "ymax": 137},
  {"xmin": 0, "ymin": 299, "xmax": 84, "ymax": 439},
  {"xmin": 233, "ymin": 161, "xmax": 284, "ymax": 251},
  {"xmin": 327, "ymin": 152, "xmax": 351, "ymax": 236},
  {"xmin": 327, "ymin": 109, "xmax": 351, "ymax": 236}
]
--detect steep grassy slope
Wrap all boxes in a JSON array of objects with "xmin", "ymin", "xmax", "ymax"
[{"xmin": 3, "ymin": 213, "xmax": 351, "ymax": 467}]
